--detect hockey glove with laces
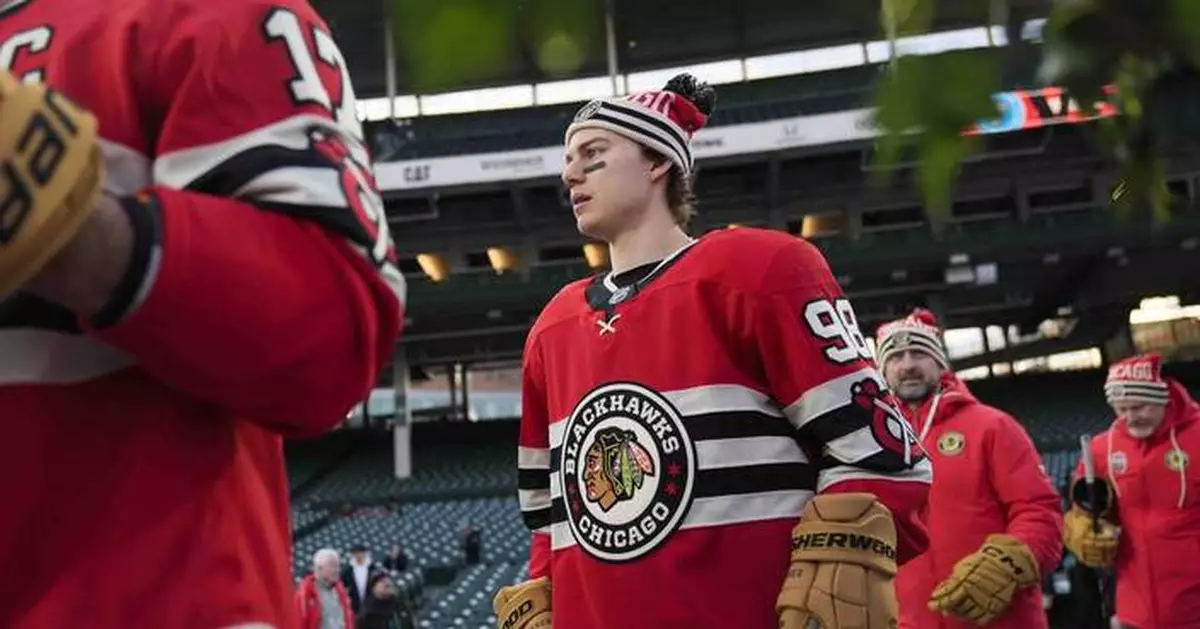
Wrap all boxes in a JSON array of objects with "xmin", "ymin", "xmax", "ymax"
[
  {"xmin": 776, "ymin": 492, "xmax": 899, "ymax": 629},
  {"xmin": 0, "ymin": 70, "xmax": 103, "ymax": 299},
  {"xmin": 493, "ymin": 576, "xmax": 551, "ymax": 629},
  {"xmin": 928, "ymin": 534, "xmax": 1040, "ymax": 625}
]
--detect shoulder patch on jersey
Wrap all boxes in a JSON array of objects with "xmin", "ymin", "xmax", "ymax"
[
  {"xmin": 560, "ymin": 382, "xmax": 696, "ymax": 563},
  {"xmin": 937, "ymin": 431, "xmax": 966, "ymax": 456},
  {"xmin": 850, "ymin": 378, "xmax": 925, "ymax": 465},
  {"xmin": 1109, "ymin": 450, "xmax": 1128, "ymax": 475}
]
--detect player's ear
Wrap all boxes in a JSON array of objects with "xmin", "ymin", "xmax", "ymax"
[{"xmin": 648, "ymin": 156, "xmax": 672, "ymax": 183}]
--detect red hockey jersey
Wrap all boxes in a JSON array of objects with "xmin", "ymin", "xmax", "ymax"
[
  {"xmin": 517, "ymin": 227, "xmax": 932, "ymax": 629},
  {"xmin": 0, "ymin": 1, "xmax": 403, "ymax": 628}
]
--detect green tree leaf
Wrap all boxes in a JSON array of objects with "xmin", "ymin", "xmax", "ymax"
[{"xmin": 870, "ymin": 50, "xmax": 1001, "ymax": 220}]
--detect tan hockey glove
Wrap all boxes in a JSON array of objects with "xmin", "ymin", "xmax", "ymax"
[
  {"xmin": 1064, "ymin": 507, "xmax": 1120, "ymax": 568},
  {"xmin": 928, "ymin": 534, "xmax": 1040, "ymax": 625},
  {"xmin": 777, "ymin": 493, "xmax": 898, "ymax": 629},
  {"xmin": 0, "ymin": 70, "xmax": 103, "ymax": 298},
  {"xmin": 493, "ymin": 576, "xmax": 551, "ymax": 629}
]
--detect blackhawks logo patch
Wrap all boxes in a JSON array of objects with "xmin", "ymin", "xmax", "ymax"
[
  {"xmin": 937, "ymin": 431, "xmax": 966, "ymax": 456},
  {"xmin": 850, "ymin": 378, "xmax": 925, "ymax": 466},
  {"xmin": 559, "ymin": 382, "xmax": 696, "ymax": 562}
]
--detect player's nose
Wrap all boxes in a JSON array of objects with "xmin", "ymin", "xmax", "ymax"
[{"xmin": 562, "ymin": 161, "xmax": 585, "ymax": 188}]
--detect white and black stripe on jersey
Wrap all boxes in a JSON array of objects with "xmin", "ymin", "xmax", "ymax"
[
  {"xmin": 520, "ymin": 382, "xmax": 816, "ymax": 556},
  {"xmin": 0, "ymin": 115, "xmax": 405, "ymax": 386},
  {"xmin": 783, "ymin": 366, "xmax": 932, "ymax": 491},
  {"xmin": 517, "ymin": 369, "xmax": 931, "ymax": 554},
  {"xmin": 152, "ymin": 113, "xmax": 405, "ymax": 302}
]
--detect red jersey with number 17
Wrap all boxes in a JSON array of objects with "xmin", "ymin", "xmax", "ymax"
[
  {"xmin": 0, "ymin": 1, "xmax": 404, "ymax": 628},
  {"xmin": 516, "ymin": 227, "xmax": 932, "ymax": 629}
]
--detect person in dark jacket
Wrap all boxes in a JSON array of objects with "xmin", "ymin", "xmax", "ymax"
[
  {"xmin": 356, "ymin": 573, "xmax": 416, "ymax": 629},
  {"xmin": 382, "ymin": 543, "xmax": 408, "ymax": 573},
  {"xmin": 341, "ymin": 543, "xmax": 386, "ymax": 614}
]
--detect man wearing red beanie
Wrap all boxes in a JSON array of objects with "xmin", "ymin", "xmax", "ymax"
[
  {"xmin": 878, "ymin": 309, "xmax": 1063, "ymax": 629},
  {"xmin": 1066, "ymin": 353, "xmax": 1200, "ymax": 629}
]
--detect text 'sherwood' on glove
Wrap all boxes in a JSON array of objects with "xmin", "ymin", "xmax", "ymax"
[{"xmin": 777, "ymin": 493, "xmax": 899, "ymax": 629}]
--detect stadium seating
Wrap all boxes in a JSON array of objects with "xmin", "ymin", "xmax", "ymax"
[
  {"xmin": 294, "ymin": 498, "xmax": 529, "ymax": 571},
  {"xmin": 297, "ymin": 429, "xmax": 517, "ymax": 504}
]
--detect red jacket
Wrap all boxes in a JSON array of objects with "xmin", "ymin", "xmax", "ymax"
[
  {"xmin": 898, "ymin": 374, "xmax": 1063, "ymax": 629},
  {"xmin": 295, "ymin": 575, "xmax": 355, "ymax": 629},
  {"xmin": 1074, "ymin": 380, "xmax": 1200, "ymax": 629}
]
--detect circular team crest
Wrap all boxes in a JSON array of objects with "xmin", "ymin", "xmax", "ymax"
[
  {"xmin": 559, "ymin": 382, "xmax": 696, "ymax": 562},
  {"xmin": 1166, "ymin": 449, "xmax": 1189, "ymax": 472},
  {"xmin": 850, "ymin": 378, "xmax": 924, "ymax": 464},
  {"xmin": 937, "ymin": 431, "xmax": 966, "ymax": 456}
]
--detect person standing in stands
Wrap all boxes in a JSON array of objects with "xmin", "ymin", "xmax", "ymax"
[
  {"xmin": 356, "ymin": 573, "xmax": 417, "ymax": 629},
  {"xmin": 459, "ymin": 519, "xmax": 483, "ymax": 566},
  {"xmin": 383, "ymin": 543, "xmax": 409, "ymax": 572},
  {"xmin": 1065, "ymin": 353, "xmax": 1200, "ymax": 629},
  {"xmin": 343, "ymin": 543, "xmax": 385, "ymax": 614},
  {"xmin": 877, "ymin": 309, "xmax": 1064, "ymax": 629},
  {"xmin": 297, "ymin": 548, "xmax": 356, "ymax": 629}
]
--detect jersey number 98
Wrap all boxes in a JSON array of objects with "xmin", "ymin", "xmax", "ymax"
[{"xmin": 804, "ymin": 298, "xmax": 874, "ymax": 365}]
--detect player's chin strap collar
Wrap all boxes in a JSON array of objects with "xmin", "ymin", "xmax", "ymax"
[{"xmin": 584, "ymin": 238, "xmax": 697, "ymax": 313}]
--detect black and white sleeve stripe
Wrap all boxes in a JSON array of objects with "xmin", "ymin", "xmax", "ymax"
[
  {"xmin": 518, "ymin": 445, "xmax": 552, "ymax": 533},
  {"xmin": 783, "ymin": 367, "xmax": 933, "ymax": 489},
  {"xmin": 152, "ymin": 113, "xmax": 405, "ymax": 307}
]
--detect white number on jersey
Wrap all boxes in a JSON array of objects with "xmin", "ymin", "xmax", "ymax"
[
  {"xmin": 263, "ymin": 8, "xmax": 364, "ymax": 141},
  {"xmin": 0, "ymin": 26, "xmax": 52, "ymax": 83},
  {"xmin": 804, "ymin": 298, "xmax": 873, "ymax": 364}
]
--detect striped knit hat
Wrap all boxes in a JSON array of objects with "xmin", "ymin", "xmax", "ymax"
[
  {"xmin": 565, "ymin": 74, "xmax": 715, "ymax": 177},
  {"xmin": 875, "ymin": 308, "xmax": 950, "ymax": 370},
  {"xmin": 1105, "ymin": 353, "xmax": 1169, "ymax": 405}
]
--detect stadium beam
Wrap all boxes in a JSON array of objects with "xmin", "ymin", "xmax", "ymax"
[
  {"xmin": 604, "ymin": 0, "xmax": 620, "ymax": 95},
  {"xmin": 381, "ymin": 0, "xmax": 397, "ymax": 119},
  {"xmin": 510, "ymin": 185, "xmax": 531, "ymax": 230},
  {"xmin": 766, "ymin": 158, "xmax": 785, "ymax": 229},
  {"xmin": 1017, "ymin": 252, "xmax": 1103, "ymax": 335}
]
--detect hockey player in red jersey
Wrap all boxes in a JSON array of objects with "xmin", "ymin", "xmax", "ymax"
[
  {"xmin": 0, "ymin": 1, "xmax": 403, "ymax": 628},
  {"xmin": 492, "ymin": 74, "xmax": 932, "ymax": 629}
]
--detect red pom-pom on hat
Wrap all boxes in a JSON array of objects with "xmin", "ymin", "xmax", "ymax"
[{"xmin": 908, "ymin": 308, "xmax": 940, "ymax": 329}]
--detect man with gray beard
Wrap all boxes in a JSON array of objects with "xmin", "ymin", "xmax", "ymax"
[{"xmin": 876, "ymin": 309, "xmax": 1062, "ymax": 629}]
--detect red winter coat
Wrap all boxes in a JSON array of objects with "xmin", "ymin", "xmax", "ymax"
[
  {"xmin": 1074, "ymin": 380, "xmax": 1200, "ymax": 629},
  {"xmin": 898, "ymin": 374, "xmax": 1063, "ymax": 629},
  {"xmin": 295, "ymin": 574, "xmax": 354, "ymax": 629}
]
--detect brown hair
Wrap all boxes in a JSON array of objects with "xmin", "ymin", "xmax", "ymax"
[{"xmin": 641, "ymin": 147, "xmax": 696, "ymax": 227}]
